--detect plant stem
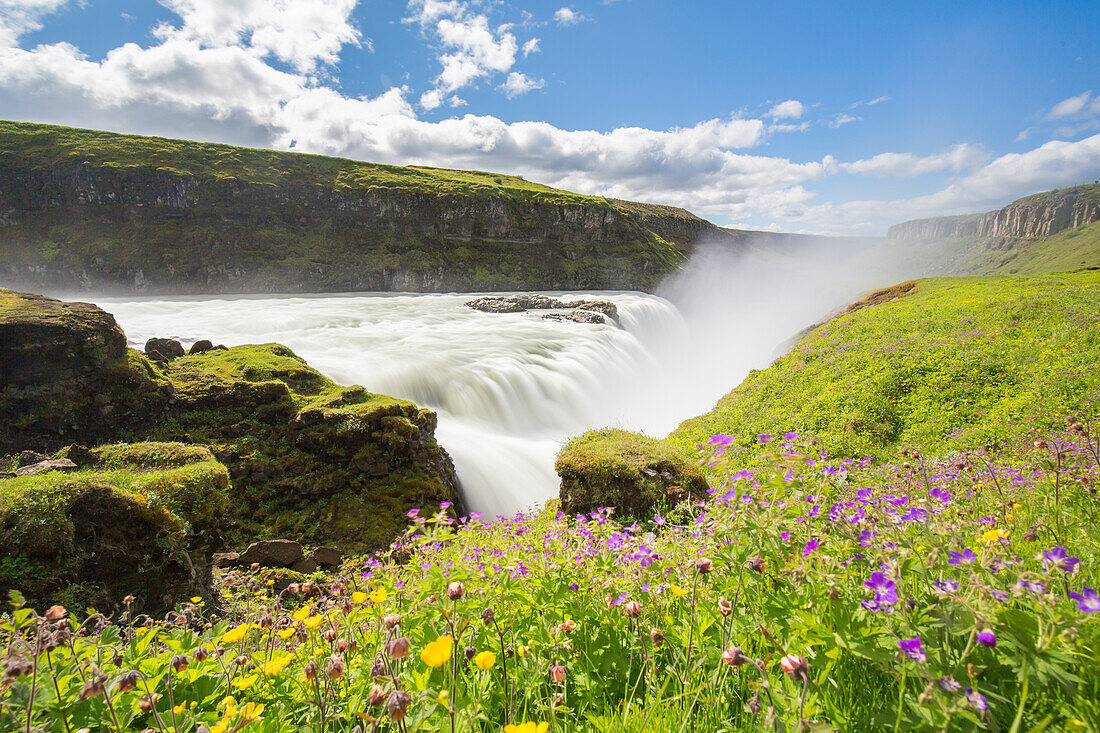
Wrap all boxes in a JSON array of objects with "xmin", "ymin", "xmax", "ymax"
[{"xmin": 1009, "ymin": 661, "xmax": 1030, "ymax": 733}]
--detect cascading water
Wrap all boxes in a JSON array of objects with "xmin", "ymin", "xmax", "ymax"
[{"xmin": 95, "ymin": 292, "xmax": 689, "ymax": 517}]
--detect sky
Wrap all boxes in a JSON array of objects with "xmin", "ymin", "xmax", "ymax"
[{"xmin": 1, "ymin": 0, "xmax": 1099, "ymax": 234}]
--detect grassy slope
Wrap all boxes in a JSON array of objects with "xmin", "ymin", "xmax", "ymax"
[
  {"xmin": 0, "ymin": 119, "xmax": 682, "ymax": 217},
  {"xmin": 928, "ymin": 219, "xmax": 1100, "ymax": 276},
  {"xmin": 668, "ymin": 270, "xmax": 1100, "ymax": 462}
]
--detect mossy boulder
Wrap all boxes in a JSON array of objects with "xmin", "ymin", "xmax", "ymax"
[
  {"xmin": 555, "ymin": 429, "xmax": 708, "ymax": 518},
  {"xmin": 0, "ymin": 442, "xmax": 227, "ymax": 613}
]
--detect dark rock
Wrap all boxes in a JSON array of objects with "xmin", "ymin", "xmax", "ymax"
[
  {"xmin": 543, "ymin": 311, "xmax": 606, "ymax": 324},
  {"xmin": 291, "ymin": 556, "xmax": 318, "ymax": 574},
  {"xmin": 17, "ymin": 450, "xmax": 47, "ymax": 468},
  {"xmin": 14, "ymin": 458, "xmax": 78, "ymax": 477},
  {"xmin": 238, "ymin": 539, "xmax": 304, "ymax": 568},
  {"xmin": 566, "ymin": 299, "xmax": 619, "ymax": 322},
  {"xmin": 145, "ymin": 338, "xmax": 185, "ymax": 361},
  {"xmin": 213, "ymin": 552, "xmax": 240, "ymax": 568},
  {"xmin": 57, "ymin": 444, "xmax": 102, "ymax": 467},
  {"xmin": 189, "ymin": 340, "xmax": 214, "ymax": 355},
  {"xmin": 215, "ymin": 344, "xmax": 228, "ymax": 350},
  {"xmin": 468, "ymin": 295, "xmax": 619, "ymax": 325},
  {"xmin": 464, "ymin": 297, "xmax": 526, "ymax": 313},
  {"xmin": 0, "ymin": 472, "xmax": 14, "ymax": 479},
  {"xmin": 311, "ymin": 546, "xmax": 342, "ymax": 568}
]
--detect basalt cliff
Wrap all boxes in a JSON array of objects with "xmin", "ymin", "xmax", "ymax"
[
  {"xmin": 887, "ymin": 184, "xmax": 1100, "ymax": 241},
  {"xmin": 0, "ymin": 120, "xmax": 731, "ymax": 295}
]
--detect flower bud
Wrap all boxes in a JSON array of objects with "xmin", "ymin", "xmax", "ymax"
[
  {"xmin": 369, "ymin": 658, "xmax": 387, "ymax": 678},
  {"xmin": 301, "ymin": 582, "xmax": 314, "ymax": 594},
  {"xmin": 748, "ymin": 556, "xmax": 766, "ymax": 574},
  {"xmin": 387, "ymin": 690, "xmax": 412, "ymax": 721},
  {"xmin": 45, "ymin": 605, "xmax": 67, "ymax": 622},
  {"xmin": 387, "ymin": 637, "xmax": 411, "ymax": 660},
  {"xmin": 779, "ymin": 654, "xmax": 809, "ymax": 682},
  {"xmin": 649, "ymin": 628, "xmax": 664, "ymax": 647},
  {"xmin": 560, "ymin": 619, "xmax": 576, "ymax": 634},
  {"xmin": 481, "ymin": 608, "xmax": 495, "ymax": 625},
  {"xmin": 326, "ymin": 654, "xmax": 345, "ymax": 680},
  {"xmin": 623, "ymin": 600, "xmax": 642, "ymax": 618},
  {"xmin": 123, "ymin": 595, "xmax": 136, "ymax": 605},
  {"xmin": 722, "ymin": 646, "xmax": 749, "ymax": 666},
  {"xmin": 79, "ymin": 674, "xmax": 107, "ymax": 700},
  {"xmin": 286, "ymin": 583, "xmax": 299, "ymax": 594},
  {"xmin": 193, "ymin": 647, "xmax": 210, "ymax": 662},
  {"xmin": 368, "ymin": 684, "xmax": 387, "ymax": 707},
  {"xmin": 694, "ymin": 557, "xmax": 713, "ymax": 574},
  {"xmin": 171, "ymin": 655, "xmax": 189, "ymax": 673},
  {"xmin": 324, "ymin": 629, "xmax": 337, "ymax": 643},
  {"xmin": 464, "ymin": 646, "xmax": 477, "ymax": 660},
  {"xmin": 116, "ymin": 670, "xmax": 139, "ymax": 693},
  {"xmin": 717, "ymin": 598, "xmax": 733, "ymax": 617},
  {"xmin": 383, "ymin": 613, "xmax": 402, "ymax": 630},
  {"xmin": 303, "ymin": 660, "xmax": 318, "ymax": 681},
  {"xmin": 550, "ymin": 665, "xmax": 567, "ymax": 684},
  {"xmin": 446, "ymin": 581, "xmax": 465, "ymax": 600},
  {"xmin": 250, "ymin": 563, "xmax": 260, "ymax": 572}
]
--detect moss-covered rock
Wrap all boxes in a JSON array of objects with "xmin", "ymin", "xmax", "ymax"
[
  {"xmin": 0, "ymin": 442, "xmax": 226, "ymax": 613},
  {"xmin": 555, "ymin": 429, "xmax": 708, "ymax": 518}
]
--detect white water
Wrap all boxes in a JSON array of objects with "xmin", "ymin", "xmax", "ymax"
[{"xmin": 93, "ymin": 238, "xmax": 923, "ymax": 517}]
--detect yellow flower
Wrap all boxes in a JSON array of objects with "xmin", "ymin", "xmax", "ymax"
[
  {"xmin": 240, "ymin": 702, "xmax": 265, "ymax": 721},
  {"xmin": 278, "ymin": 628, "xmax": 296, "ymax": 640},
  {"xmin": 1013, "ymin": 503, "xmax": 1022, "ymax": 510},
  {"xmin": 221, "ymin": 696, "xmax": 238, "ymax": 718},
  {"xmin": 262, "ymin": 653, "xmax": 293, "ymax": 676},
  {"xmin": 474, "ymin": 651, "xmax": 496, "ymax": 670},
  {"xmin": 221, "ymin": 623, "xmax": 251, "ymax": 644},
  {"xmin": 233, "ymin": 674, "xmax": 258, "ymax": 689},
  {"xmin": 369, "ymin": 587, "xmax": 388, "ymax": 604},
  {"xmin": 982, "ymin": 528, "xmax": 1009, "ymax": 543},
  {"xmin": 292, "ymin": 607, "xmax": 311, "ymax": 622},
  {"xmin": 1005, "ymin": 513, "xmax": 1014, "ymax": 522},
  {"xmin": 504, "ymin": 722, "xmax": 549, "ymax": 733},
  {"xmin": 421, "ymin": 635, "xmax": 453, "ymax": 667},
  {"xmin": 670, "ymin": 585, "xmax": 689, "ymax": 597},
  {"xmin": 305, "ymin": 615, "xmax": 323, "ymax": 629},
  {"xmin": 210, "ymin": 720, "xmax": 229, "ymax": 733},
  {"xmin": 916, "ymin": 545, "xmax": 926, "ymax": 552},
  {"xmin": 517, "ymin": 645, "xmax": 527, "ymax": 658},
  {"xmin": 189, "ymin": 596, "xmax": 202, "ymax": 603},
  {"xmin": 351, "ymin": 591, "xmax": 368, "ymax": 604},
  {"xmin": 173, "ymin": 702, "xmax": 186, "ymax": 715}
]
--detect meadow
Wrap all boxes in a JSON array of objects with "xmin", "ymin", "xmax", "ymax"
[{"xmin": 3, "ymin": 419, "xmax": 1099, "ymax": 732}]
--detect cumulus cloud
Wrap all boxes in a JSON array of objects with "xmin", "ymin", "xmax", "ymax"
[
  {"xmin": 522, "ymin": 38, "xmax": 540, "ymax": 56},
  {"xmin": 499, "ymin": 71, "xmax": 544, "ymax": 98},
  {"xmin": 552, "ymin": 8, "xmax": 584, "ymax": 26},
  {"xmin": 1045, "ymin": 91, "xmax": 1094, "ymax": 120},
  {"xmin": 831, "ymin": 144, "xmax": 989, "ymax": 177},
  {"xmin": 0, "ymin": 0, "xmax": 69, "ymax": 46},
  {"xmin": 766, "ymin": 99, "xmax": 803, "ymax": 119}
]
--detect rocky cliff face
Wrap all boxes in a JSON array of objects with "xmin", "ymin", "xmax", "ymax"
[
  {"xmin": 888, "ymin": 184, "xmax": 1100, "ymax": 240},
  {"xmin": 0, "ymin": 122, "xmax": 731, "ymax": 294}
]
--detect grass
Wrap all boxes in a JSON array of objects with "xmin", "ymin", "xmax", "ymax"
[
  {"xmin": 669, "ymin": 270, "xmax": 1100, "ymax": 463},
  {"xmin": 928, "ymin": 219, "xmax": 1100, "ymax": 276}
]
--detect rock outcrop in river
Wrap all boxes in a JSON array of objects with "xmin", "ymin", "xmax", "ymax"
[
  {"xmin": 0, "ymin": 121, "xmax": 735, "ymax": 295},
  {"xmin": 1, "ymin": 288, "xmax": 459, "ymax": 611}
]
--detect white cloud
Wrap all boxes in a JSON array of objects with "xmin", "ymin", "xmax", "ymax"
[
  {"xmin": 848, "ymin": 95, "xmax": 889, "ymax": 108},
  {"xmin": 833, "ymin": 144, "xmax": 989, "ymax": 178},
  {"xmin": 1046, "ymin": 91, "xmax": 1093, "ymax": 120},
  {"xmin": 829, "ymin": 113, "xmax": 859, "ymax": 128},
  {"xmin": 766, "ymin": 99, "xmax": 803, "ymax": 119},
  {"xmin": 499, "ymin": 71, "xmax": 543, "ymax": 98},
  {"xmin": 0, "ymin": 0, "xmax": 69, "ymax": 46},
  {"xmin": 419, "ymin": 88, "xmax": 444, "ymax": 110},
  {"xmin": 522, "ymin": 37, "xmax": 540, "ymax": 56},
  {"xmin": 552, "ymin": 7, "xmax": 583, "ymax": 26}
]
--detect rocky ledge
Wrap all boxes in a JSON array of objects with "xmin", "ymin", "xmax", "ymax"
[
  {"xmin": 1, "ymin": 288, "xmax": 460, "ymax": 612},
  {"xmin": 465, "ymin": 294, "xmax": 619, "ymax": 324}
]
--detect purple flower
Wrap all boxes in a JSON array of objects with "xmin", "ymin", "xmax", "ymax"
[
  {"xmin": 1016, "ymin": 579, "xmax": 1045, "ymax": 594},
  {"xmin": 708, "ymin": 433, "xmax": 734, "ymax": 447},
  {"xmin": 653, "ymin": 515, "xmax": 666, "ymax": 527},
  {"xmin": 977, "ymin": 629, "xmax": 996, "ymax": 648},
  {"xmin": 611, "ymin": 592, "xmax": 627, "ymax": 607},
  {"xmin": 779, "ymin": 531, "xmax": 791, "ymax": 542},
  {"xmin": 938, "ymin": 676, "xmax": 960, "ymax": 692},
  {"xmin": 1069, "ymin": 587, "xmax": 1100, "ymax": 613},
  {"xmin": 928, "ymin": 486, "xmax": 951, "ymax": 503},
  {"xmin": 965, "ymin": 687, "xmax": 988, "ymax": 711},
  {"xmin": 757, "ymin": 433, "xmax": 772, "ymax": 444},
  {"xmin": 406, "ymin": 508, "xmax": 420, "ymax": 517},
  {"xmin": 934, "ymin": 577, "xmax": 959, "ymax": 593},
  {"xmin": 864, "ymin": 571, "xmax": 898, "ymax": 605},
  {"xmin": 947, "ymin": 548, "xmax": 977, "ymax": 565},
  {"xmin": 898, "ymin": 636, "xmax": 926, "ymax": 663},
  {"xmin": 802, "ymin": 539, "xmax": 818, "ymax": 557},
  {"xmin": 782, "ymin": 431, "xmax": 799, "ymax": 441},
  {"xmin": 1043, "ymin": 547, "xmax": 1081, "ymax": 574},
  {"xmin": 439, "ymin": 501, "xmax": 452, "ymax": 508}
]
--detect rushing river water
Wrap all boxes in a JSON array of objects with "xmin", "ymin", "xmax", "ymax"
[
  {"xmin": 95, "ymin": 291, "xmax": 698, "ymax": 516},
  {"xmin": 93, "ymin": 240, "xmax": 920, "ymax": 517}
]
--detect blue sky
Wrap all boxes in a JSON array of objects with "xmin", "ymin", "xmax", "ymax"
[{"xmin": 2, "ymin": 0, "xmax": 1099, "ymax": 233}]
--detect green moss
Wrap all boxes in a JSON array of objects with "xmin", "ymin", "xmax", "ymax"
[
  {"xmin": 670, "ymin": 270, "xmax": 1100, "ymax": 464},
  {"xmin": 555, "ymin": 428, "xmax": 708, "ymax": 518}
]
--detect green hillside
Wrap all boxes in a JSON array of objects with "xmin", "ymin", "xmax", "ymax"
[
  {"xmin": 930, "ymin": 219, "xmax": 1100, "ymax": 276},
  {"xmin": 668, "ymin": 270, "xmax": 1100, "ymax": 461}
]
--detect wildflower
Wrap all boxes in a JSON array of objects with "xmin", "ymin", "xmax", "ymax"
[
  {"xmin": 722, "ymin": 646, "xmax": 749, "ymax": 666},
  {"xmin": 717, "ymin": 598, "xmax": 733, "ymax": 617},
  {"xmin": 650, "ymin": 628, "xmax": 664, "ymax": 647},
  {"xmin": 864, "ymin": 571, "xmax": 898, "ymax": 605},
  {"xmin": 981, "ymin": 528, "xmax": 1009, "ymax": 544},
  {"xmin": 173, "ymin": 702, "xmax": 186, "ymax": 716},
  {"xmin": 934, "ymin": 578, "xmax": 959, "ymax": 594},
  {"xmin": 670, "ymin": 585, "xmax": 689, "ymax": 597},
  {"xmin": 292, "ymin": 607, "xmax": 311, "ymax": 622},
  {"xmin": 240, "ymin": 702, "xmax": 264, "ymax": 721},
  {"xmin": 233, "ymin": 674, "xmax": 258, "ymax": 689},
  {"xmin": 1068, "ymin": 587, "xmax": 1100, "ymax": 613},
  {"xmin": 447, "ymin": 581, "xmax": 465, "ymax": 600},
  {"xmin": 221, "ymin": 623, "xmax": 250, "ymax": 645},
  {"xmin": 748, "ymin": 556, "xmax": 766, "ymax": 573},
  {"xmin": 1042, "ymin": 547, "xmax": 1081, "ymax": 574},
  {"xmin": 193, "ymin": 647, "xmax": 210, "ymax": 662},
  {"xmin": 694, "ymin": 557, "xmax": 713, "ymax": 574},
  {"xmin": 965, "ymin": 687, "xmax": 989, "ymax": 711},
  {"xmin": 504, "ymin": 723, "xmax": 549, "ymax": 733},
  {"xmin": 550, "ymin": 665, "xmax": 567, "ymax": 683},
  {"xmin": 171, "ymin": 654, "xmax": 189, "ymax": 672},
  {"xmin": 421, "ymin": 635, "xmax": 454, "ymax": 667},
  {"xmin": 262, "ymin": 654, "xmax": 293, "ymax": 675},
  {"xmin": 44, "ymin": 605, "xmax": 67, "ymax": 622},
  {"xmin": 368, "ymin": 684, "xmax": 387, "ymax": 706},
  {"xmin": 780, "ymin": 654, "xmax": 809, "ymax": 682},
  {"xmin": 79, "ymin": 673, "xmax": 107, "ymax": 700},
  {"xmin": 802, "ymin": 539, "xmax": 818, "ymax": 557},
  {"xmin": 388, "ymin": 636, "xmax": 411, "ymax": 659},
  {"xmin": 976, "ymin": 629, "xmax": 996, "ymax": 648},
  {"xmin": 481, "ymin": 608, "xmax": 496, "ymax": 625},
  {"xmin": 351, "ymin": 591, "xmax": 368, "ymax": 604},
  {"xmin": 623, "ymin": 600, "xmax": 643, "ymax": 618},
  {"xmin": 387, "ymin": 690, "xmax": 412, "ymax": 722},
  {"xmin": 474, "ymin": 651, "xmax": 496, "ymax": 670},
  {"xmin": 898, "ymin": 636, "xmax": 926, "ymax": 663},
  {"xmin": 938, "ymin": 676, "xmax": 960, "ymax": 692},
  {"xmin": 560, "ymin": 619, "xmax": 576, "ymax": 634},
  {"xmin": 947, "ymin": 549, "xmax": 977, "ymax": 565}
]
